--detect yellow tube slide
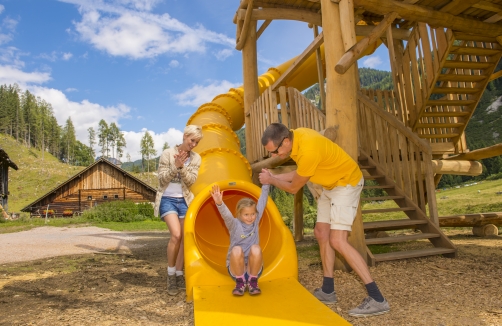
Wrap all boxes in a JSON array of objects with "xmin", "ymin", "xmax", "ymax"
[{"xmin": 183, "ymin": 37, "xmax": 379, "ymax": 324}]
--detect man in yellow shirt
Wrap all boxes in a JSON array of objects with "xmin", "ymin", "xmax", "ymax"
[{"xmin": 259, "ymin": 123, "xmax": 389, "ymax": 317}]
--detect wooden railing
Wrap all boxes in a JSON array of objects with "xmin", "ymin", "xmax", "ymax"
[
  {"xmin": 248, "ymin": 86, "xmax": 325, "ymax": 162},
  {"xmin": 396, "ymin": 23, "xmax": 454, "ymax": 128},
  {"xmin": 360, "ymin": 89, "xmax": 405, "ymax": 125},
  {"xmin": 358, "ymin": 92, "xmax": 438, "ymax": 224}
]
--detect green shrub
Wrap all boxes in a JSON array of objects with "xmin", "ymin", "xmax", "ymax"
[{"xmin": 81, "ymin": 200, "xmax": 152, "ymax": 223}]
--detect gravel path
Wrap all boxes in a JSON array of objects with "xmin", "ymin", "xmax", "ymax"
[{"xmin": 0, "ymin": 226, "xmax": 142, "ymax": 264}]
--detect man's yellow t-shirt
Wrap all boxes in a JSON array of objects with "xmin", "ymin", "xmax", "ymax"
[{"xmin": 290, "ymin": 128, "xmax": 362, "ymax": 189}]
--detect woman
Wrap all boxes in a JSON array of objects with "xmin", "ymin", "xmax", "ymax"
[{"xmin": 154, "ymin": 125, "xmax": 203, "ymax": 296}]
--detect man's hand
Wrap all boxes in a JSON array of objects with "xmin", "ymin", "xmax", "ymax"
[
  {"xmin": 210, "ymin": 184, "xmax": 223, "ymax": 205},
  {"xmin": 258, "ymin": 168, "xmax": 273, "ymax": 185}
]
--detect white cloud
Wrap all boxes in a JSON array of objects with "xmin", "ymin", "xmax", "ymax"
[
  {"xmin": 0, "ymin": 5, "xmax": 4, "ymax": 14},
  {"xmin": 214, "ymin": 48, "xmax": 233, "ymax": 61},
  {"xmin": 60, "ymin": 0, "xmax": 234, "ymax": 59},
  {"xmin": 30, "ymin": 86, "xmax": 131, "ymax": 144},
  {"xmin": 0, "ymin": 47, "xmax": 27, "ymax": 68},
  {"xmin": 169, "ymin": 59, "xmax": 179, "ymax": 68},
  {"xmin": 361, "ymin": 56, "xmax": 383, "ymax": 69},
  {"xmin": 62, "ymin": 52, "xmax": 73, "ymax": 60},
  {"xmin": 173, "ymin": 80, "xmax": 240, "ymax": 107},
  {"xmin": 65, "ymin": 87, "xmax": 78, "ymax": 92},
  {"xmin": 0, "ymin": 64, "xmax": 51, "ymax": 86},
  {"xmin": 39, "ymin": 51, "xmax": 59, "ymax": 62},
  {"xmin": 0, "ymin": 16, "xmax": 18, "ymax": 45},
  {"xmin": 123, "ymin": 127, "xmax": 183, "ymax": 161}
]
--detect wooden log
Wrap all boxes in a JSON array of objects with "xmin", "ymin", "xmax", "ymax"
[
  {"xmin": 293, "ymin": 189, "xmax": 304, "ymax": 241},
  {"xmin": 431, "ymin": 160, "xmax": 483, "ymax": 176},
  {"xmin": 444, "ymin": 143, "xmax": 502, "ymax": 161},
  {"xmin": 438, "ymin": 212, "xmax": 502, "ymax": 227},
  {"xmin": 472, "ymin": 224, "xmax": 499, "ymax": 237},
  {"xmin": 313, "ymin": 25, "xmax": 326, "ymax": 113},
  {"xmin": 256, "ymin": 19, "xmax": 271, "ymax": 39},
  {"xmin": 242, "ymin": 20, "xmax": 259, "ymax": 162},
  {"xmin": 352, "ymin": 0, "xmax": 502, "ymax": 37},
  {"xmin": 335, "ymin": 12, "xmax": 398, "ymax": 74}
]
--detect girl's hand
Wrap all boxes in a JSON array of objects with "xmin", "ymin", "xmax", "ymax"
[{"xmin": 210, "ymin": 184, "xmax": 223, "ymax": 205}]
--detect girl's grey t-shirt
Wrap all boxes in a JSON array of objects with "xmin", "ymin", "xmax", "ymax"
[{"xmin": 215, "ymin": 185, "xmax": 270, "ymax": 267}]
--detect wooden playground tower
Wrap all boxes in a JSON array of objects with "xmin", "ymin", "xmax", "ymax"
[{"xmin": 234, "ymin": 0, "xmax": 502, "ymax": 267}]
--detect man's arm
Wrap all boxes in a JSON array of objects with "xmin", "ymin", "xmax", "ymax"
[{"xmin": 259, "ymin": 169, "xmax": 309, "ymax": 194}]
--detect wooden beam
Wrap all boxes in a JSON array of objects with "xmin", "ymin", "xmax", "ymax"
[
  {"xmin": 313, "ymin": 25, "xmax": 326, "ymax": 113},
  {"xmin": 336, "ymin": 12, "xmax": 398, "ymax": 74},
  {"xmin": 356, "ymin": 25, "xmax": 410, "ymax": 40},
  {"xmin": 444, "ymin": 143, "xmax": 502, "ymax": 161},
  {"xmin": 439, "ymin": 212, "xmax": 502, "ymax": 227},
  {"xmin": 473, "ymin": 1, "xmax": 502, "ymax": 13},
  {"xmin": 431, "ymin": 160, "xmax": 483, "ymax": 176},
  {"xmin": 489, "ymin": 69, "xmax": 502, "ymax": 81},
  {"xmin": 256, "ymin": 19, "xmax": 271, "ymax": 39},
  {"xmin": 235, "ymin": 0, "xmax": 254, "ymax": 51},
  {"xmin": 439, "ymin": 0, "xmax": 481, "ymax": 15},
  {"xmin": 271, "ymin": 31, "xmax": 324, "ymax": 90},
  {"xmin": 352, "ymin": 0, "xmax": 502, "ymax": 37}
]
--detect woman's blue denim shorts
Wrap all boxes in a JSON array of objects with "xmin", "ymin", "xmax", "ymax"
[{"xmin": 159, "ymin": 196, "xmax": 188, "ymax": 221}]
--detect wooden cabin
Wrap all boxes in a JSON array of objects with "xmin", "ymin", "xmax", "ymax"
[
  {"xmin": 235, "ymin": 0, "xmax": 502, "ymax": 266},
  {"xmin": 0, "ymin": 147, "xmax": 18, "ymax": 214},
  {"xmin": 21, "ymin": 158, "xmax": 156, "ymax": 217}
]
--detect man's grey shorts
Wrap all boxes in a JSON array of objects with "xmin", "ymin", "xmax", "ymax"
[{"xmin": 317, "ymin": 178, "xmax": 364, "ymax": 231}]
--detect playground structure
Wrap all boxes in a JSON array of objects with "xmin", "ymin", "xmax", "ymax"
[{"xmin": 181, "ymin": 0, "xmax": 502, "ymax": 324}]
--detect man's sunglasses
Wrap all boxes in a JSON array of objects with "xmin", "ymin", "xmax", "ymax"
[{"xmin": 269, "ymin": 137, "xmax": 287, "ymax": 155}]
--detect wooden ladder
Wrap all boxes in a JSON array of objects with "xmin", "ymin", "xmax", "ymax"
[
  {"xmin": 413, "ymin": 32, "xmax": 502, "ymax": 155},
  {"xmin": 359, "ymin": 152, "xmax": 457, "ymax": 265}
]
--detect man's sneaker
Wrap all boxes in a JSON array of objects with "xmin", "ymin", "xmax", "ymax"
[
  {"xmin": 232, "ymin": 277, "xmax": 247, "ymax": 296},
  {"xmin": 313, "ymin": 288, "xmax": 337, "ymax": 304},
  {"xmin": 348, "ymin": 296, "xmax": 390, "ymax": 317},
  {"xmin": 176, "ymin": 275, "xmax": 186, "ymax": 289},
  {"xmin": 167, "ymin": 274, "xmax": 179, "ymax": 296},
  {"xmin": 248, "ymin": 277, "xmax": 261, "ymax": 295}
]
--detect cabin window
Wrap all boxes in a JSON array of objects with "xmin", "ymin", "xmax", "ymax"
[
  {"xmin": 103, "ymin": 195, "xmax": 108, "ymax": 200},
  {"xmin": 114, "ymin": 194, "xmax": 119, "ymax": 199},
  {"xmin": 87, "ymin": 196, "xmax": 92, "ymax": 200}
]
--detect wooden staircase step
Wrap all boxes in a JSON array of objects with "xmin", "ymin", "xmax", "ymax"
[
  {"xmin": 363, "ymin": 185, "xmax": 394, "ymax": 190},
  {"xmin": 415, "ymin": 123, "xmax": 464, "ymax": 128},
  {"xmin": 364, "ymin": 219, "xmax": 428, "ymax": 232},
  {"xmin": 443, "ymin": 61, "xmax": 492, "ymax": 69},
  {"xmin": 361, "ymin": 196, "xmax": 404, "ymax": 201},
  {"xmin": 372, "ymin": 247, "xmax": 457, "ymax": 262},
  {"xmin": 421, "ymin": 111, "xmax": 470, "ymax": 117},
  {"xmin": 431, "ymin": 87, "xmax": 481, "ymax": 94},
  {"xmin": 426, "ymin": 99, "xmax": 476, "ymax": 106},
  {"xmin": 362, "ymin": 207, "xmax": 415, "ymax": 214},
  {"xmin": 365, "ymin": 233, "xmax": 440, "ymax": 245},
  {"xmin": 358, "ymin": 165, "xmax": 375, "ymax": 170},
  {"xmin": 363, "ymin": 175, "xmax": 386, "ymax": 180},
  {"xmin": 437, "ymin": 74, "xmax": 486, "ymax": 82},
  {"xmin": 418, "ymin": 133, "xmax": 459, "ymax": 139},
  {"xmin": 449, "ymin": 46, "xmax": 501, "ymax": 56}
]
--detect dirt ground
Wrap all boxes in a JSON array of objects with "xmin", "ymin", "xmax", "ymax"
[{"xmin": 0, "ymin": 227, "xmax": 501, "ymax": 326}]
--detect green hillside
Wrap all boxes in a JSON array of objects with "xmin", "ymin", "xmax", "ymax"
[{"xmin": 1, "ymin": 134, "xmax": 86, "ymax": 212}]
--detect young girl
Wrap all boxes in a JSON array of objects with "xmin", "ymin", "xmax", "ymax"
[{"xmin": 210, "ymin": 183, "xmax": 270, "ymax": 296}]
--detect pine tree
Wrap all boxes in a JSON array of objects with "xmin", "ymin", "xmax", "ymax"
[
  {"xmin": 88, "ymin": 127, "xmax": 96, "ymax": 161},
  {"xmin": 140, "ymin": 131, "xmax": 157, "ymax": 176}
]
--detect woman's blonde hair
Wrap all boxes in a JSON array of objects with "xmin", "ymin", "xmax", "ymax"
[
  {"xmin": 235, "ymin": 197, "xmax": 257, "ymax": 217},
  {"xmin": 184, "ymin": 125, "xmax": 203, "ymax": 140}
]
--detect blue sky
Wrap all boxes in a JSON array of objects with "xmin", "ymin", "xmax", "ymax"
[{"xmin": 0, "ymin": 0, "xmax": 390, "ymax": 160}]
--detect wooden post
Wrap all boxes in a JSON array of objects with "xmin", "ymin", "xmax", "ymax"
[
  {"xmin": 321, "ymin": 0, "xmax": 368, "ymax": 269},
  {"xmin": 293, "ymin": 188, "xmax": 304, "ymax": 241},
  {"xmin": 242, "ymin": 20, "xmax": 259, "ymax": 161},
  {"xmin": 314, "ymin": 25, "xmax": 326, "ymax": 113}
]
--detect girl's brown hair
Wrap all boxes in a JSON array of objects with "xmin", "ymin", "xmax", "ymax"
[{"xmin": 235, "ymin": 197, "xmax": 257, "ymax": 217}]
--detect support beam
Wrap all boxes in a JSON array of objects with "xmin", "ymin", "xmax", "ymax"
[
  {"xmin": 271, "ymin": 31, "xmax": 324, "ymax": 90},
  {"xmin": 236, "ymin": 9, "xmax": 411, "ymax": 39},
  {"xmin": 489, "ymin": 69, "xmax": 502, "ymax": 81},
  {"xmin": 336, "ymin": 12, "xmax": 398, "ymax": 74},
  {"xmin": 293, "ymin": 189, "xmax": 304, "ymax": 241},
  {"xmin": 444, "ymin": 143, "xmax": 502, "ymax": 161},
  {"xmin": 353, "ymin": 0, "xmax": 502, "ymax": 37},
  {"xmin": 313, "ymin": 25, "xmax": 326, "ymax": 113},
  {"xmin": 256, "ymin": 19, "xmax": 271, "ymax": 39},
  {"xmin": 242, "ymin": 20, "xmax": 259, "ymax": 161}
]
